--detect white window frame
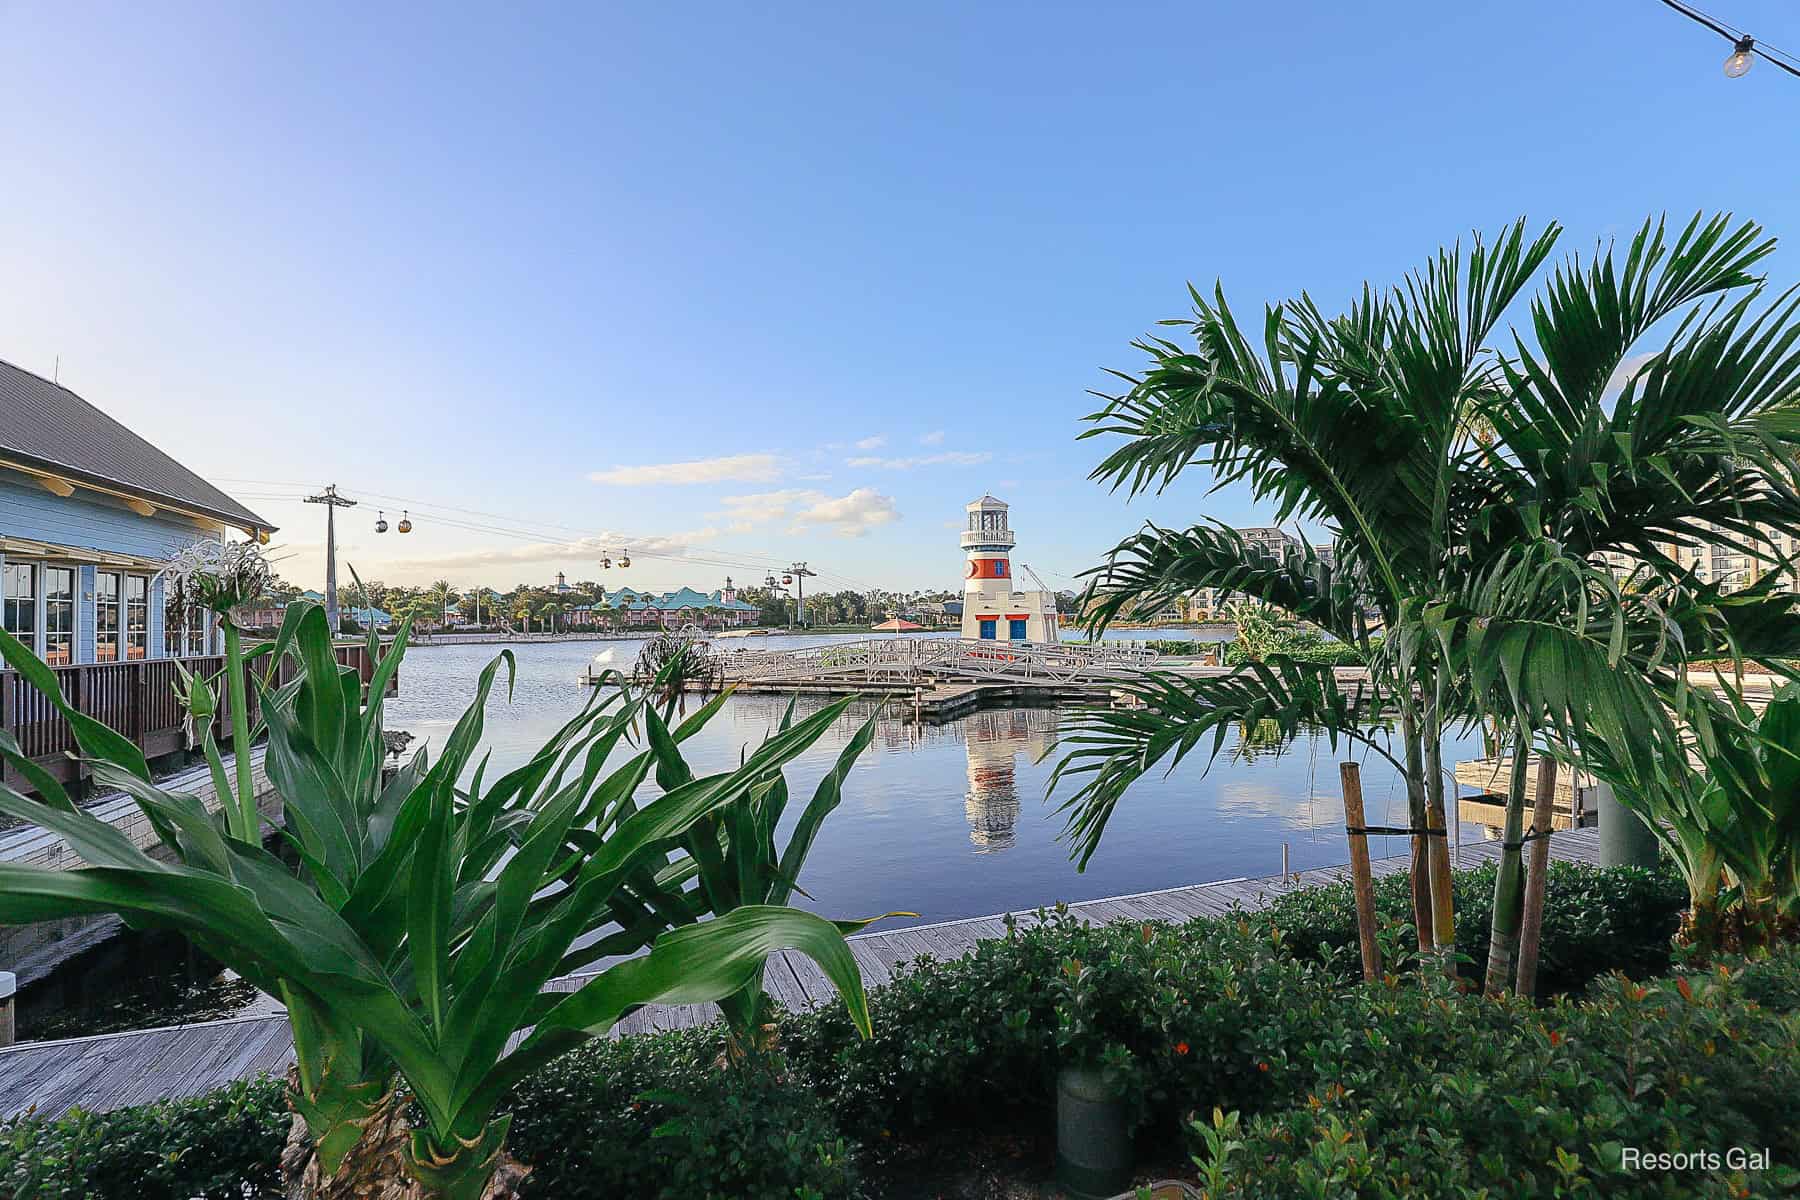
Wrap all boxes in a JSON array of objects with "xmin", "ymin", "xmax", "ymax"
[
  {"xmin": 123, "ymin": 575, "xmax": 149, "ymax": 660},
  {"xmin": 95, "ymin": 571, "xmax": 122, "ymax": 663},
  {"xmin": 42, "ymin": 565, "xmax": 76, "ymax": 666},
  {"xmin": 2, "ymin": 561, "xmax": 37, "ymax": 654}
]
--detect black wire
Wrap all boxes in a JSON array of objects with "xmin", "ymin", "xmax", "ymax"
[
  {"xmin": 1655, "ymin": 0, "xmax": 1800, "ymax": 77},
  {"xmin": 1656, "ymin": 0, "xmax": 1741, "ymax": 39}
]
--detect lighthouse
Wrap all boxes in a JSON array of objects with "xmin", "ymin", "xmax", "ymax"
[{"xmin": 960, "ymin": 494, "xmax": 1059, "ymax": 643}]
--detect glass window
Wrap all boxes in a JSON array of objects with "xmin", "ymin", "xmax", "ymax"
[
  {"xmin": 44, "ymin": 567, "xmax": 74, "ymax": 666},
  {"xmin": 978, "ymin": 617, "xmax": 997, "ymax": 640},
  {"xmin": 165, "ymin": 598, "xmax": 208, "ymax": 657},
  {"xmin": 95, "ymin": 572, "xmax": 121, "ymax": 662},
  {"xmin": 124, "ymin": 576, "xmax": 148, "ymax": 659},
  {"xmin": 3, "ymin": 563, "xmax": 34, "ymax": 646}
]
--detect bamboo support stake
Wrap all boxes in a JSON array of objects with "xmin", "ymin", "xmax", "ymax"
[
  {"xmin": 1514, "ymin": 754, "xmax": 1559, "ymax": 998},
  {"xmin": 1340, "ymin": 762, "xmax": 1382, "ymax": 983}
]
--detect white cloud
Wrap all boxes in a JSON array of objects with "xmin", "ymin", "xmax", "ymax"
[
  {"xmin": 853, "ymin": 434, "xmax": 887, "ymax": 450},
  {"xmin": 716, "ymin": 489, "xmax": 816, "ymax": 528},
  {"xmin": 388, "ymin": 529, "xmax": 716, "ymax": 571},
  {"xmin": 789, "ymin": 488, "xmax": 900, "ymax": 537},
  {"xmin": 794, "ymin": 471, "xmax": 833, "ymax": 482},
  {"xmin": 919, "ymin": 430, "xmax": 945, "ymax": 445},
  {"xmin": 846, "ymin": 450, "xmax": 992, "ymax": 470},
  {"xmin": 587, "ymin": 454, "xmax": 783, "ymax": 486},
  {"xmin": 718, "ymin": 487, "xmax": 900, "ymax": 538}
]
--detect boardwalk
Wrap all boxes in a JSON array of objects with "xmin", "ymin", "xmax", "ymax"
[
  {"xmin": 0, "ymin": 745, "xmax": 279, "ymax": 989},
  {"xmin": 0, "ymin": 826, "xmax": 1603, "ymax": 1121}
]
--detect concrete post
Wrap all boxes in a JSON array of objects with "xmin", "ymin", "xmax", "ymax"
[
  {"xmin": 0, "ymin": 971, "xmax": 14, "ymax": 1047},
  {"xmin": 1595, "ymin": 782, "xmax": 1660, "ymax": 868}
]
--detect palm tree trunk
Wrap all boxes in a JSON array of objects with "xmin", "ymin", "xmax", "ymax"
[
  {"xmin": 1400, "ymin": 704, "xmax": 1434, "ymax": 956},
  {"xmin": 1421, "ymin": 670, "xmax": 1456, "ymax": 969},
  {"xmin": 1513, "ymin": 755, "xmax": 1559, "ymax": 998},
  {"xmin": 1483, "ymin": 740, "xmax": 1533, "ymax": 996}
]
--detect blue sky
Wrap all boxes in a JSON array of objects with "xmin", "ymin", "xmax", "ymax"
[{"xmin": 3, "ymin": 0, "xmax": 1797, "ymax": 596}]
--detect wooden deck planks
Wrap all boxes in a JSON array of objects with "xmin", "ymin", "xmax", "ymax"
[{"xmin": 0, "ymin": 828, "xmax": 1604, "ymax": 1121}]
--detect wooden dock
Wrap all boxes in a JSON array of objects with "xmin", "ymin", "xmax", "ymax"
[
  {"xmin": 0, "ymin": 745, "xmax": 279, "ymax": 990},
  {"xmin": 0, "ymin": 826, "xmax": 1602, "ymax": 1122},
  {"xmin": 1453, "ymin": 756, "xmax": 1600, "ymax": 832}
]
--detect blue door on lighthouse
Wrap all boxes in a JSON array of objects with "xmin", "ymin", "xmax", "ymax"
[{"xmin": 978, "ymin": 617, "xmax": 997, "ymax": 639}]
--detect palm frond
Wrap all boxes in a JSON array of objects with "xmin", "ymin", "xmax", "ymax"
[
  {"xmin": 1047, "ymin": 660, "xmax": 1397, "ymax": 868},
  {"xmin": 1077, "ymin": 518, "xmax": 1367, "ymax": 640}
]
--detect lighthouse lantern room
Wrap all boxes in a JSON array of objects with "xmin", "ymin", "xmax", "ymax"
[{"xmin": 960, "ymin": 494, "xmax": 1059, "ymax": 643}]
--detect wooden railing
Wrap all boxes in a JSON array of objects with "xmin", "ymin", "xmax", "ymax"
[{"xmin": 0, "ymin": 643, "xmax": 392, "ymax": 792}]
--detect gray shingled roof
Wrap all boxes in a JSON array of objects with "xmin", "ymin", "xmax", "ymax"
[{"xmin": 0, "ymin": 358, "xmax": 272, "ymax": 531}]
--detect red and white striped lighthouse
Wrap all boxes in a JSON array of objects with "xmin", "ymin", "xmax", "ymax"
[{"xmin": 960, "ymin": 494, "xmax": 1058, "ymax": 643}]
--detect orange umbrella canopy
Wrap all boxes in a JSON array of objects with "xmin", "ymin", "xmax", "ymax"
[{"xmin": 872, "ymin": 617, "xmax": 924, "ymax": 631}]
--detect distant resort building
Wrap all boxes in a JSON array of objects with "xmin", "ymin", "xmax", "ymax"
[
  {"xmin": 568, "ymin": 577, "xmax": 761, "ymax": 629},
  {"xmin": 0, "ymin": 359, "xmax": 274, "ymax": 666},
  {"xmin": 234, "ymin": 590, "xmax": 393, "ymax": 632}
]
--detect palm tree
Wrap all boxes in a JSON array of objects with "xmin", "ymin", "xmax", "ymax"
[
  {"xmin": 1052, "ymin": 213, "xmax": 1800, "ymax": 988},
  {"xmin": 428, "ymin": 578, "xmax": 454, "ymax": 625}
]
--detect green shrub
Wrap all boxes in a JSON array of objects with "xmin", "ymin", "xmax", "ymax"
[
  {"xmin": 1188, "ymin": 954, "xmax": 1800, "ymax": 1198},
  {"xmin": 0, "ymin": 1077, "xmax": 287, "ymax": 1200},
  {"xmin": 1222, "ymin": 638, "xmax": 1367, "ymax": 667},
  {"xmin": 653, "ymin": 1067, "xmax": 858, "ymax": 1200},
  {"xmin": 505, "ymin": 1029, "xmax": 715, "ymax": 1198},
  {"xmin": 0, "ymin": 861, "xmax": 1739, "ymax": 1198},
  {"xmin": 504, "ymin": 1030, "xmax": 856, "ymax": 1200},
  {"xmin": 1263, "ymin": 858, "xmax": 1687, "ymax": 995},
  {"xmin": 1716, "ymin": 948, "xmax": 1800, "ymax": 1015},
  {"xmin": 786, "ymin": 911, "xmax": 1340, "ymax": 1140}
]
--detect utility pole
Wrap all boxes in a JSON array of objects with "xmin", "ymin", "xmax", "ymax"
[
  {"xmin": 304, "ymin": 484, "xmax": 357, "ymax": 635},
  {"xmin": 789, "ymin": 562, "xmax": 816, "ymax": 629}
]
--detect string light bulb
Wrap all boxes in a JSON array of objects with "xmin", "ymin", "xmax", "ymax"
[
  {"xmin": 1725, "ymin": 35, "xmax": 1755, "ymax": 76},
  {"xmin": 1655, "ymin": 1, "xmax": 1800, "ymax": 81}
]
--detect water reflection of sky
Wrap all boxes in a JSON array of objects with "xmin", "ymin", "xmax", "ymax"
[{"xmin": 385, "ymin": 638, "xmax": 1486, "ymax": 929}]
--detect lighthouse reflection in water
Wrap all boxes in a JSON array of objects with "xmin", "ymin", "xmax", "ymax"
[
  {"xmin": 388, "ymin": 642, "xmax": 1485, "ymax": 930},
  {"xmin": 960, "ymin": 707, "xmax": 1057, "ymax": 852}
]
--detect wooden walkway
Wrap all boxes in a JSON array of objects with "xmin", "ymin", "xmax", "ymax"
[
  {"xmin": 0, "ymin": 745, "xmax": 279, "ymax": 989},
  {"xmin": 0, "ymin": 826, "xmax": 1602, "ymax": 1121}
]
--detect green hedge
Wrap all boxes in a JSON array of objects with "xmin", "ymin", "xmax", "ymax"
[
  {"xmin": 1189, "ymin": 962, "xmax": 1800, "ymax": 1198},
  {"xmin": 1262, "ymin": 856, "xmax": 1688, "ymax": 995},
  {"xmin": 503, "ymin": 1028, "xmax": 856, "ymax": 1200},
  {"xmin": 1222, "ymin": 638, "xmax": 1368, "ymax": 667},
  {"xmin": 5, "ymin": 861, "xmax": 1785, "ymax": 1199},
  {"xmin": 0, "ymin": 1077, "xmax": 287, "ymax": 1200}
]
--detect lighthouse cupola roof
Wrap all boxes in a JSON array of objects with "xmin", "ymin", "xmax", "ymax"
[{"xmin": 967, "ymin": 494, "xmax": 1008, "ymax": 511}]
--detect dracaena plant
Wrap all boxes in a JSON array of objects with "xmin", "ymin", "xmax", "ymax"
[
  {"xmin": 1573, "ymin": 676, "xmax": 1800, "ymax": 958},
  {"xmin": 613, "ymin": 695, "xmax": 900, "ymax": 1059},
  {"xmin": 0, "ymin": 603, "xmax": 877, "ymax": 1200}
]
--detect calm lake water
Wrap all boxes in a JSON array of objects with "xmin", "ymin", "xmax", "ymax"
[{"xmin": 385, "ymin": 634, "xmax": 1491, "ymax": 929}]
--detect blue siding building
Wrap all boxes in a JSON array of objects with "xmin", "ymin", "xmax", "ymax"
[{"xmin": 0, "ymin": 359, "xmax": 274, "ymax": 666}]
